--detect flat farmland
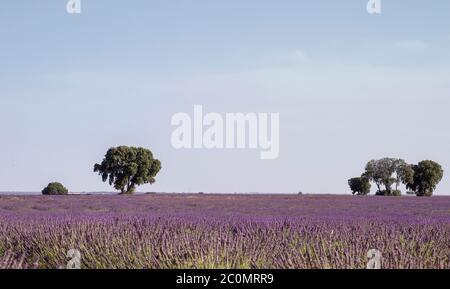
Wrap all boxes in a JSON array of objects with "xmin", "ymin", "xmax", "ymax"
[{"xmin": 1, "ymin": 194, "xmax": 450, "ymax": 269}]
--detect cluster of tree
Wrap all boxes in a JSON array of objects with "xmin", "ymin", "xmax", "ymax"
[
  {"xmin": 348, "ymin": 158, "xmax": 443, "ymax": 197},
  {"xmin": 42, "ymin": 146, "xmax": 161, "ymax": 195}
]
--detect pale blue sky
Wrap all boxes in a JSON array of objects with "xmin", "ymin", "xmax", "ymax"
[{"xmin": 1, "ymin": 1, "xmax": 450, "ymax": 194}]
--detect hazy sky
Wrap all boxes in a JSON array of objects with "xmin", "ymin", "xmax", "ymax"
[{"xmin": 1, "ymin": 1, "xmax": 449, "ymax": 194}]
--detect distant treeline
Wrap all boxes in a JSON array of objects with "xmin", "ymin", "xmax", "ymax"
[{"xmin": 40, "ymin": 148, "xmax": 444, "ymax": 197}]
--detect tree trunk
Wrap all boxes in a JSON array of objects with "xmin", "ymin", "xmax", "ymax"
[{"xmin": 125, "ymin": 182, "xmax": 134, "ymax": 194}]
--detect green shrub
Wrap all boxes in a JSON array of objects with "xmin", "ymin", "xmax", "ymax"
[
  {"xmin": 348, "ymin": 177, "xmax": 371, "ymax": 195},
  {"xmin": 42, "ymin": 182, "xmax": 69, "ymax": 195}
]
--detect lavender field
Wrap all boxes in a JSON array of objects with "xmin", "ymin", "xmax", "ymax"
[{"xmin": 1, "ymin": 194, "xmax": 450, "ymax": 269}]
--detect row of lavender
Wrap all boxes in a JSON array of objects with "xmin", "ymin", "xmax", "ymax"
[
  {"xmin": 1, "ymin": 214, "xmax": 449, "ymax": 269},
  {"xmin": 1, "ymin": 195, "xmax": 450, "ymax": 269}
]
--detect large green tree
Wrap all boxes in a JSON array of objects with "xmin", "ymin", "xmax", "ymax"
[
  {"xmin": 94, "ymin": 146, "xmax": 162, "ymax": 194},
  {"xmin": 363, "ymin": 158, "xmax": 413, "ymax": 196},
  {"xmin": 407, "ymin": 160, "xmax": 443, "ymax": 197}
]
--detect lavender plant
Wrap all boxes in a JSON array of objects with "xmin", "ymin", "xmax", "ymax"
[{"xmin": 1, "ymin": 195, "xmax": 449, "ymax": 269}]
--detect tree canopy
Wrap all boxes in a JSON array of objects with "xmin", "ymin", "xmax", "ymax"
[
  {"xmin": 362, "ymin": 158, "xmax": 412, "ymax": 196},
  {"xmin": 348, "ymin": 177, "xmax": 371, "ymax": 195},
  {"xmin": 42, "ymin": 182, "xmax": 69, "ymax": 195},
  {"xmin": 406, "ymin": 160, "xmax": 444, "ymax": 197},
  {"xmin": 94, "ymin": 146, "xmax": 161, "ymax": 194}
]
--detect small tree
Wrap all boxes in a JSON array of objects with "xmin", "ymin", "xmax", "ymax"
[
  {"xmin": 42, "ymin": 182, "xmax": 69, "ymax": 195},
  {"xmin": 407, "ymin": 160, "xmax": 443, "ymax": 197},
  {"xmin": 94, "ymin": 146, "xmax": 162, "ymax": 194},
  {"xmin": 348, "ymin": 177, "xmax": 371, "ymax": 195},
  {"xmin": 363, "ymin": 158, "xmax": 411, "ymax": 196},
  {"xmin": 396, "ymin": 163, "xmax": 414, "ymax": 191}
]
